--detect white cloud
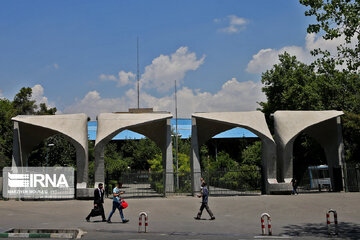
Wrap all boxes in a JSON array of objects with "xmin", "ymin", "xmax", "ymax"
[
  {"xmin": 140, "ymin": 46, "xmax": 205, "ymax": 92},
  {"xmin": 99, "ymin": 47, "xmax": 204, "ymax": 92},
  {"xmin": 53, "ymin": 63, "xmax": 59, "ymax": 69},
  {"xmin": 213, "ymin": 18, "xmax": 221, "ymax": 23},
  {"xmin": 63, "ymin": 78, "xmax": 265, "ymax": 119},
  {"xmin": 246, "ymin": 46, "xmax": 310, "ymax": 74},
  {"xmin": 30, "ymin": 84, "xmax": 59, "ymax": 113},
  {"xmin": 31, "ymin": 84, "xmax": 55, "ymax": 108},
  {"xmin": 246, "ymin": 33, "xmax": 351, "ymax": 74},
  {"xmin": 63, "ymin": 91, "xmax": 129, "ymax": 119},
  {"xmin": 216, "ymin": 15, "xmax": 248, "ymax": 34},
  {"xmin": 100, "ymin": 71, "xmax": 135, "ymax": 87}
]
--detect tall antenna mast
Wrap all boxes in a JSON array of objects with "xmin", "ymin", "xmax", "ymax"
[
  {"xmin": 137, "ymin": 37, "xmax": 140, "ymax": 109},
  {"xmin": 175, "ymin": 80, "xmax": 179, "ymax": 189}
]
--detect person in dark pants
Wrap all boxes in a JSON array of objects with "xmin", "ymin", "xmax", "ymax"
[
  {"xmin": 194, "ymin": 182, "xmax": 215, "ymax": 220},
  {"xmin": 86, "ymin": 183, "xmax": 106, "ymax": 222},
  {"xmin": 291, "ymin": 178, "xmax": 298, "ymax": 195},
  {"xmin": 107, "ymin": 183, "xmax": 129, "ymax": 223}
]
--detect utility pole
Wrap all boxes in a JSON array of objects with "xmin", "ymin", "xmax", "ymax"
[
  {"xmin": 137, "ymin": 37, "xmax": 140, "ymax": 109},
  {"xmin": 175, "ymin": 80, "xmax": 179, "ymax": 189}
]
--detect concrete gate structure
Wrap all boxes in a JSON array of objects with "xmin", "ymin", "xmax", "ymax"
[
  {"xmin": 94, "ymin": 112, "xmax": 174, "ymax": 194},
  {"xmin": 274, "ymin": 110, "xmax": 345, "ymax": 191},
  {"xmin": 11, "ymin": 114, "xmax": 89, "ymax": 189},
  {"xmin": 10, "ymin": 110, "xmax": 346, "ymax": 197},
  {"xmin": 190, "ymin": 111, "xmax": 280, "ymax": 195}
]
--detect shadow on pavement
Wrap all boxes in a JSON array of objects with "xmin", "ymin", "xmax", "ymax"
[{"xmin": 282, "ymin": 222, "xmax": 360, "ymax": 239}]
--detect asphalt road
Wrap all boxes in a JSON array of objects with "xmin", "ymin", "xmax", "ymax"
[{"xmin": 0, "ymin": 192, "xmax": 359, "ymax": 239}]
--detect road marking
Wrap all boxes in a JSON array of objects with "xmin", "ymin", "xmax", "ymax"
[{"xmin": 254, "ymin": 236, "xmax": 291, "ymax": 239}]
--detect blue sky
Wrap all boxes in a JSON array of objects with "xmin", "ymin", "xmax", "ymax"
[{"xmin": 1, "ymin": 0, "xmax": 333, "ymax": 119}]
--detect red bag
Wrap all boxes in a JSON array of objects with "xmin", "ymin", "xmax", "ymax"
[{"xmin": 121, "ymin": 201, "xmax": 128, "ymax": 209}]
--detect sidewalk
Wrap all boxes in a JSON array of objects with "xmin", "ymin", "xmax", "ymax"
[{"xmin": 0, "ymin": 192, "xmax": 359, "ymax": 239}]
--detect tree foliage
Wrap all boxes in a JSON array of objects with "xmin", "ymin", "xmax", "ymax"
[
  {"xmin": 28, "ymin": 135, "xmax": 76, "ymax": 167},
  {"xmin": 242, "ymin": 141, "xmax": 262, "ymax": 166},
  {"xmin": 0, "ymin": 87, "xmax": 57, "ymax": 169},
  {"xmin": 300, "ymin": 0, "xmax": 360, "ymax": 71},
  {"xmin": 260, "ymin": 52, "xmax": 360, "ymax": 164}
]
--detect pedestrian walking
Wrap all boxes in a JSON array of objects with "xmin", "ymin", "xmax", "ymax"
[
  {"xmin": 86, "ymin": 183, "xmax": 106, "ymax": 222},
  {"xmin": 194, "ymin": 182, "xmax": 215, "ymax": 220},
  {"xmin": 200, "ymin": 177, "xmax": 205, "ymax": 193},
  {"xmin": 107, "ymin": 182, "xmax": 129, "ymax": 223},
  {"xmin": 291, "ymin": 178, "xmax": 298, "ymax": 195}
]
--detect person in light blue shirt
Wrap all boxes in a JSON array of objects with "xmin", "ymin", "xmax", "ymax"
[{"xmin": 107, "ymin": 182, "xmax": 129, "ymax": 223}]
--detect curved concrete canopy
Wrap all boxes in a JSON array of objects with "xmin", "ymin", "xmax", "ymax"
[
  {"xmin": 192, "ymin": 111, "xmax": 274, "ymax": 145},
  {"xmin": 11, "ymin": 114, "xmax": 89, "ymax": 188},
  {"xmin": 274, "ymin": 110, "xmax": 344, "ymax": 146},
  {"xmin": 274, "ymin": 110, "xmax": 345, "ymax": 187},
  {"xmin": 190, "ymin": 111, "xmax": 277, "ymax": 194},
  {"xmin": 95, "ymin": 112, "xmax": 172, "ymax": 146},
  {"xmin": 12, "ymin": 114, "xmax": 88, "ymax": 150},
  {"xmin": 94, "ymin": 112, "xmax": 174, "ymax": 193}
]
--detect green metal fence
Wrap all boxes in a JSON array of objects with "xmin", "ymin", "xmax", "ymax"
[
  {"xmin": 105, "ymin": 168, "xmax": 263, "ymax": 198},
  {"xmin": 344, "ymin": 164, "xmax": 360, "ymax": 192},
  {"xmin": 202, "ymin": 169, "xmax": 262, "ymax": 196},
  {"xmin": 106, "ymin": 171, "xmax": 165, "ymax": 198}
]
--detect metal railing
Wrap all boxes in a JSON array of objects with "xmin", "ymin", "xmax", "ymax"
[
  {"xmin": 203, "ymin": 169, "xmax": 262, "ymax": 196},
  {"xmin": 344, "ymin": 164, "xmax": 360, "ymax": 192},
  {"xmin": 106, "ymin": 171, "xmax": 165, "ymax": 198},
  {"xmin": 104, "ymin": 168, "xmax": 263, "ymax": 198}
]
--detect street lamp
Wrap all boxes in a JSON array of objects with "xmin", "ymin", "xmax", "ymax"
[{"xmin": 46, "ymin": 143, "xmax": 55, "ymax": 167}]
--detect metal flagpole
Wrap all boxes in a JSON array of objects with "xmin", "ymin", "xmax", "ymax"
[
  {"xmin": 175, "ymin": 80, "xmax": 179, "ymax": 189},
  {"xmin": 137, "ymin": 37, "xmax": 140, "ymax": 109}
]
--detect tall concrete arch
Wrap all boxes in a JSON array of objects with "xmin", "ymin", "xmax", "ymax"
[
  {"xmin": 94, "ymin": 112, "xmax": 174, "ymax": 193},
  {"xmin": 274, "ymin": 110, "xmax": 345, "ymax": 190},
  {"xmin": 11, "ymin": 114, "xmax": 89, "ymax": 189},
  {"xmin": 190, "ymin": 111, "xmax": 278, "ymax": 194}
]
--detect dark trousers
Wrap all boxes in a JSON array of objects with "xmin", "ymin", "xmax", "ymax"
[
  {"xmin": 107, "ymin": 201, "xmax": 125, "ymax": 222},
  {"xmin": 292, "ymin": 186, "xmax": 298, "ymax": 195},
  {"xmin": 87, "ymin": 203, "xmax": 106, "ymax": 220},
  {"xmin": 197, "ymin": 202, "xmax": 214, "ymax": 218}
]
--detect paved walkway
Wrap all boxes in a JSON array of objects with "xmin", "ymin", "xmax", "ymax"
[{"xmin": 0, "ymin": 192, "xmax": 359, "ymax": 239}]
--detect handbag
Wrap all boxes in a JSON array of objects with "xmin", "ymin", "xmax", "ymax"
[
  {"xmin": 91, "ymin": 206, "xmax": 102, "ymax": 216},
  {"xmin": 121, "ymin": 201, "xmax": 128, "ymax": 209}
]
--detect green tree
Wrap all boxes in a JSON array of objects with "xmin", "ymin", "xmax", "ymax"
[
  {"xmin": 241, "ymin": 141, "xmax": 262, "ymax": 167},
  {"xmin": 121, "ymin": 138, "xmax": 161, "ymax": 170},
  {"xmin": 147, "ymin": 154, "xmax": 163, "ymax": 172},
  {"xmin": 260, "ymin": 53, "xmax": 322, "ymax": 119},
  {"xmin": 209, "ymin": 151, "xmax": 239, "ymax": 172},
  {"xmin": 28, "ymin": 135, "xmax": 76, "ymax": 167},
  {"xmin": 104, "ymin": 143, "xmax": 132, "ymax": 180},
  {"xmin": 0, "ymin": 87, "xmax": 58, "ymax": 169},
  {"xmin": 342, "ymin": 112, "xmax": 360, "ymax": 163},
  {"xmin": 260, "ymin": 52, "xmax": 360, "ymax": 164},
  {"xmin": 0, "ymin": 98, "xmax": 16, "ymax": 169},
  {"xmin": 299, "ymin": 0, "xmax": 360, "ymax": 71},
  {"xmin": 177, "ymin": 153, "xmax": 190, "ymax": 173},
  {"xmin": 12, "ymin": 87, "xmax": 37, "ymax": 115},
  {"xmin": 37, "ymin": 103, "xmax": 57, "ymax": 115}
]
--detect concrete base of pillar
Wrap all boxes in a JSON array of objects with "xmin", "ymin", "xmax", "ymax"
[
  {"xmin": 267, "ymin": 183, "xmax": 293, "ymax": 194},
  {"xmin": 76, "ymin": 182, "xmax": 87, "ymax": 189},
  {"xmin": 76, "ymin": 188, "xmax": 94, "ymax": 199}
]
